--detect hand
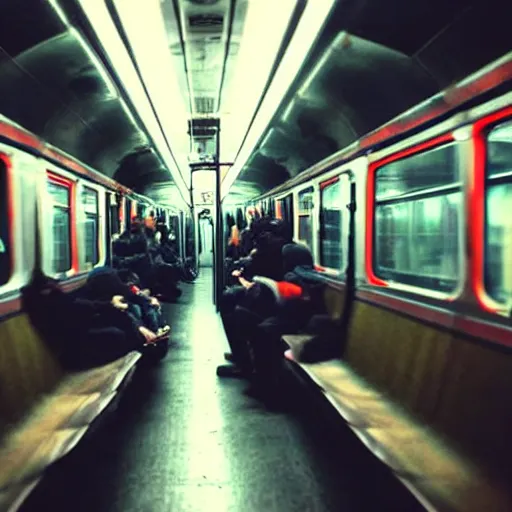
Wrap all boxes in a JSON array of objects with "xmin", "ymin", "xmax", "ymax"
[
  {"xmin": 111, "ymin": 295, "xmax": 128, "ymax": 311},
  {"xmin": 139, "ymin": 326, "xmax": 157, "ymax": 343},
  {"xmin": 150, "ymin": 297, "xmax": 160, "ymax": 307},
  {"xmin": 232, "ymin": 269, "xmax": 242, "ymax": 278},
  {"xmin": 239, "ymin": 276, "xmax": 254, "ymax": 290},
  {"xmin": 141, "ymin": 289, "xmax": 151, "ymax": 297}
]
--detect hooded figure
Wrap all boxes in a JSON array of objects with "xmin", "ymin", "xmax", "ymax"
[
  {"xmin": 84, "ymin": 266, "xmax": 131, "ymax": 301},
  {"xmin": 282, "ymin": 244, "xmax": 313, "ymax": 275}
]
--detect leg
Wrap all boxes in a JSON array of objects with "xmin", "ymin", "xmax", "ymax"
[
  {"xmin": 219, "ymin": 285, "xmax": 247, "ymax": 359},
  {"xmin": 217, "ymin": 305, "xmax": 262, "ymax": 377}
]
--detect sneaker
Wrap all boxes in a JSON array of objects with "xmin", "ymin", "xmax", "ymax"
[
  {"xmin": 216, "ymin": 364, "xmax": 247, "ymax": 378},
  {"xmin": 159, "ymin": 325, "xmax": 171, "ymax": 335},
  {"xmin": 224, "ymin": 352, "xmax": 236, "ymax": 363}
]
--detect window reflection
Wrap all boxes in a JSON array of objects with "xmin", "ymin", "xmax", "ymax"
[
  {"xmin": 374, "ymin": 144, "xmax": 461, "ymax": 292},
  {"xmin": 486, "ymin": 121, "xmax": 512, "ymax": 306},
  {"xmin": 376, "ymin": 144, "xmax": 458, "ymax": 200},
  {"xmin": 48, "ymin": 180, "xmax": 71, "ymax": 274},
  {"xmin": 298, "ymin": 187, "xmax": 314, "ymax": 249},
  {"xmin": 320, "ymin": 179, "xmax": 343, "ymax": 270},
  {"xmin": 82, "ymin": 187, "xmax": 99, "ymax": 267}
]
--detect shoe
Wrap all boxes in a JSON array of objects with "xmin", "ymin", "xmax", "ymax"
[
  {"xmin": 224, "ymin": 352, "xmax": 236, "ymax": 363},
  {"xmin": 159, "ymin": 325, "xmax": 171, "ymax": 335},
  {"xmin": 216, "ymin": 364, "xmax": 248, "ymax": 379}
]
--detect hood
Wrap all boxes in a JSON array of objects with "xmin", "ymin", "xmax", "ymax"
[{"xmin": 282, "ymin": 244, "xmax": 313, "ymax": 274}]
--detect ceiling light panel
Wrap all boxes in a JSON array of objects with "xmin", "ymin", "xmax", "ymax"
[
  {"xmin": 219, "ymin": 0, "xmax": 297, "ymax": 163},
  {"xmin": 180, "ymin": 0, "xmax": 232, "ymax": 116},
  {"xmin": 77, "ymin": 0, "xmax": 190, "ymax": 203},
  {"xmin": 221, "ymin": 0, "xmax": 337, "ymax": 198},
  {"xmin": 114, "ymin": 0, "xmax": 192, "ymax": 185}
]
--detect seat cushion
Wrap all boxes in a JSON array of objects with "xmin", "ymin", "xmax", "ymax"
[
  {"xmin": 0, "ymin": 428, "xmax": 87, "ymax": 489},
  {"xmin": 56, "ymin": 352, "xmax": 141, "ymax": 396}
]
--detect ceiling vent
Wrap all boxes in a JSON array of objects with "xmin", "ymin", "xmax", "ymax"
[
  {"xmin": 195, "ymin": 96, "xmax": 216, "ymax": 114},
  {"xmin": 188, "ymin": 14, "xmax": 224, "ymax": 30}
]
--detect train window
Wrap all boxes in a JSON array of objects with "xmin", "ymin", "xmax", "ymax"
[
  {"xmin": 82, "ymin": 187, "xmax": 99, "ymax": 267},
  {"xmin": 48, "ymin": 178, "xmax": 72, "ymax": 274},
  {"xmin": 109, "ymin": 193, "xmax": 120, "ymax": 235},
  {"xmin": 485, "ymin": 121, "xmax": 512, "ymax": 306},
  {"xmin": 374, "ymin": 143, "xmax": 461, "ymax": 292},
  {"xmin": 320, "ymin": 178, "xmax": 343, "ymax": 270},
  {"xmin": 0, "ymin": 159, "xmax": 10, "ymax": 285},
  {"xmin": 298, "ymin": 187, "xmax": 314, "ymax": 248}
]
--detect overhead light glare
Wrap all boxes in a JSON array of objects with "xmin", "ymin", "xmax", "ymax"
[{"xmin": 221, "ymin": 0, "xmax": 336, "ymax": 198}]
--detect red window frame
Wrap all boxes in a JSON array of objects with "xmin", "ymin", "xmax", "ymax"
[
  {"xmin": 365, "ymin": 133, "xmax": 455, "ymax": 287},
  {"xmin": 0, "ymin": 153, "xmax": 14, "ymax": 286},
  {"xmin": 471, "ymin": 105, "xmax": 512, "ymax": 313},
  {"xmin": 47, "ymin": 171, "xmax": 78, "ymax": 274}
]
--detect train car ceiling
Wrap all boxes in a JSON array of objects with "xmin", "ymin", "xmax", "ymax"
[
  {"xmin": 0, "ymin": 0, "xmax": 510, "ymax": 208},
  {"xmin": 225, "ymin": 0, "xmax": 512, "ymax": 203}
]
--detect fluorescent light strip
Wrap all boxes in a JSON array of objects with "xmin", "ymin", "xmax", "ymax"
[
  {"xmin": 220, "ymin": 0, "xmax": 297, "ymax": 163},
  {"xmin": 77, "ymin": 0, "xmax": 190, "ymax": 204},
  {"xmin": 114, "ymin": 0, "xmax": 191, "ymax": 185},
  {"xmin": 221, "ymin": 0, "xmax": 336, "ymax": 198}
]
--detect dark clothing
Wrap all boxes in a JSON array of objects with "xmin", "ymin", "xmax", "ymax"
[
  {"xmin": 282, "ymin": 244, "xmax": 313, "ymax": 274},
  {"xmin": 22, "ymin": 276, "xmax": 144, "ymax": 370},
  {"xmin": 222, "ymin": 304, "xmax": 263, "ymax": 373},
  {"xmin": 245, "ymin": 237, "xmax": 287, "ymax": 281}
]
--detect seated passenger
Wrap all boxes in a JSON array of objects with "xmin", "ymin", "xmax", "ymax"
[
  {"xmin": 217, "ymin": 245, "xmax": 321, "ymax": 398},
  {"xmin": 218, "ymin": 219, "xmax": 292, "ymax": 362},
  {"xmin": 146, "ymin": 226, "xmax": 182, "ymax": 300},
  {"xmin": 83, "ymin": 266, "xmax": 162, "ymax": 344},
  {"xmin": 22, "ymin": 272, "xmax": 158, "ymax": 370},
  {"xmin": 117, "ymin": 269, "xmax": 170, "ymax": 336}
]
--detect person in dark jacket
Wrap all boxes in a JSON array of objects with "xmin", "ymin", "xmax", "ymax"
[
  {"xmin": 22, "ymin": 272, "xmax": 156, "ymax": 370},
  {"xmin": 218, "ymin": 219, "xmax": 292, "ymax": 371},
  {"xmin": 217, "ymin": 243, "xmax": 315, "ymax": 380}
]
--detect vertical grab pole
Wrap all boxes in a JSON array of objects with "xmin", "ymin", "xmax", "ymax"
[{"xmin": 214, "ymin": 119, "xmax": 224, "ymax": 309}]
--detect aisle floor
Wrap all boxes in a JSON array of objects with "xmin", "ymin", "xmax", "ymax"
[{"xmin": 21, "ymin": 269, "xmax": 419, "ymax": 512}]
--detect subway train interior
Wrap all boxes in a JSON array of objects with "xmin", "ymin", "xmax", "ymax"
[{"xmin": 0, "ymin": 0, "xmax": 511, "ymax": 511}]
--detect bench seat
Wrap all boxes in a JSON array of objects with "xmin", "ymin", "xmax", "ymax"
[
  {"xmin": 282, "ymin": 334, "xmax": 512, "ymax": 512},
  {"xmin": 0, "ymin": 350, "xmax": 141, "ymax": 511},
  {"xmin": 0, "ymin": 479, "xmax": 40, "ymax": 512},
  {"xmin": 56, "ymin": 352, "xmax": 140, "ymax": 395}
]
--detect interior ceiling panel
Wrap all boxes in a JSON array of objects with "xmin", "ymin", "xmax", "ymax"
[
  {"xmin": 231, "ymin": 0, "xmax": 512, "ymax": 201},
  {"xmin": 0, "ymin": 31, "xmax": 148, "ymax": 179},
  {"xmin": 0, "ymin": 0, "xmax": 177, "ymax": 198},
  {"xmin": 113, "ymin": 149, "xmax": 169, "ymax": 190},
  {"xmin": 0, "ymin": 0, "xmax": 66, "ymax": 57},
  {"xmin": 0, "ymin": 0, "xmax": 510, "ymax": 206},
  {"xmin": 180, "ymin": 0, "xmax": 231, "ymax": 116}
]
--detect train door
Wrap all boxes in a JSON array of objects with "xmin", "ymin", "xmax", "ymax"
[{"xmin": 198, "ymin": 209, "xmax": 214, "ymax": 267}]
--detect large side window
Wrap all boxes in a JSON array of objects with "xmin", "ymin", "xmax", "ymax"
[
  {"xmin": 485, "ymin": 121, "xmax": 512, "ymax": 306},
  {"xmin": 82, "ymin": 186, "xmax": 99, "ymax": 268},
  {"xmin": 298, "ymin": 187, "xmax": 314, "ymax": 248},
  {"xmin": 374, "ymin": 143, "xmax": 461, "ymax": 292},
  {"xmin": 48, "ymin": 176, "xmax": 72, "ymax": 274},
  {"xmin": 0, "ymin": 158, "xmax": 10, "ymax": 285},
  {"xmin": 320, "ymin": 178, "xmax": 343, "ymax": 270}
]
